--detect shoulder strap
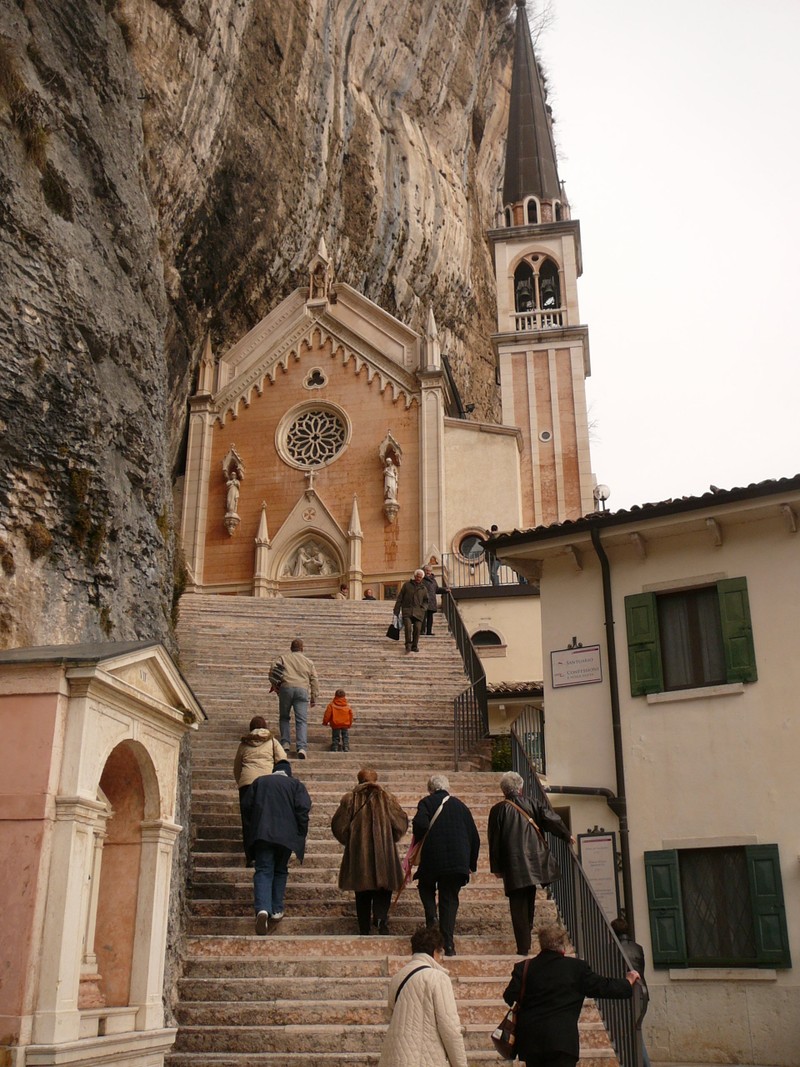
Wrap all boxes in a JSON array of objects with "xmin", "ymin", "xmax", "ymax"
[
  {"xmin": 393, "ymin": 965, "xmax": 430, "ymax": 1006},
  {"xmin": 505, "ymin": 798, "xmax": 544, "ymax": 841}
]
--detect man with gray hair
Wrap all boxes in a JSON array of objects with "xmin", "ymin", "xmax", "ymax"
[
  {"xmin": 488, "ymin": 770, "xmax": 574, "ymax": 956},
  {"xmin": 393, "ymin": 569, "xmax": 428, "ymax": 652},
  {"xmin": 411, "ymin": 774, "xmax": 480, "ymax": 956}
]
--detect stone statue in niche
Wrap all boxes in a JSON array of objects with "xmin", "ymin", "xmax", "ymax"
[
  {"xmin": 283, "ymin": 540, "xmax": 339, "ymax": 578},
  {"xmin": 378, "ymin": 432, "xmax": 403, "ymax": 524},
  {"xmin": 226, "ymin": 471, "xmax": 241, "ymax": 514},
  {"xmin": 222, "ymin": 445, "xmax": 245, "ymax": 535},
  {"xmin": 383, "ymin": 456, "xmax": 399, "ymax": 503}
]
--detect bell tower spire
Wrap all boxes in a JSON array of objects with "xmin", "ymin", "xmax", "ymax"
[
  {"xmin": 489, "ymin": 2, "xmax": 594, "ymax": 525},
  {"xmin": 502, "ymin": 0, "xmax": 568, "ymax": 227}
]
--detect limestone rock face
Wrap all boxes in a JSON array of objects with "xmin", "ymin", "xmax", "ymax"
[{"xmin": 0, "ymin": 0, "xmax": 515, "ymax": 646}]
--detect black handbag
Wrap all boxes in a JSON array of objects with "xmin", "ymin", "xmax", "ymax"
[
  {"xmin": 386, "ymin": 613, "xmax": 401, "ymax": 641},
  {"xmin": 491, "ymin": 958, "xmax": 529, "ymax": 1059}
]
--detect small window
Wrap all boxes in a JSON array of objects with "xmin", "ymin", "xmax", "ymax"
[
  {"xmin": 514, "ymin": 261, "xmax": 535, "ymax": 312},
  {"xmin": 526, "ymin": 199, "xmax": 539, "ymax": 224},
  {"xmin": 472, "ymin": 629, "xmax": 502, "ymax": 646},
  {"xmin": 625, "ymin": 577, "xmax": 757, "ymax": 696},
  {"xmin": 458, "ymin": 534, "xmax": 485, "ymax": 561},
  {"xmin": 504, "ymin": 208, "xmax": 512, "ymax": 228},
  {"xmin": 538, "ymin": 258, "xmax": 560, "ymax": 309},
  {"xmin": 645, "ymin": 845, "xmax": 791, "ymax": 968}
]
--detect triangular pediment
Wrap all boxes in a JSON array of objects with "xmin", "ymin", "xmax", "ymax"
[
  {"xmin": 97, "ymin": 645, "xmax": 205, "ymax": 722},
  {"xmin": 212, "ymin": 284, "xmax": 422, "ymax": 425}
]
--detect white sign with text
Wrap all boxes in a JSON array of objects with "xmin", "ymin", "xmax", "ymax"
[{"xmin": 550, "ymin": 644, "xmax": 602, "ymax": 688}]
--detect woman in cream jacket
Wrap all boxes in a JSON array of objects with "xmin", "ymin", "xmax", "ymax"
[{"xmin": 378, "ymin": 925, "xmax": 468, "ymax": 1067}]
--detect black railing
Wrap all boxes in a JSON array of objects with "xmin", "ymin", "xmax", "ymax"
[
  {"xmin": 511, "ymin": 703, "xmax": 546, "ymax": 774},
  {"xmin": 442, "ymin": 551, "xmax": 529, "ymax": 590},
  {"xmin": 440, "ymin": 589, "xmax": 488, "ymax": 764},
  {"xmin": 511, "ymin": 726, "xmax": 648, "ymax": 1067}
]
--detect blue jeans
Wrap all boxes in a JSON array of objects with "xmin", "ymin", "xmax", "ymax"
[
  {"xmin": 279, "ymin": 685, "xmax": 309, "ymax": 752},
  {"xmin": 332, "ymin": 728, "xmax": 350, "ymax": 751},
  {"xmin": 253, "ymin": 842, "xmax": 291, "ymax": 915}
]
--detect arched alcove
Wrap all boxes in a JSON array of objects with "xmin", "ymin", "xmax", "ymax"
[{"xmin": 93, "ymin": 743, "xmax": 145, "ymax": 1007}]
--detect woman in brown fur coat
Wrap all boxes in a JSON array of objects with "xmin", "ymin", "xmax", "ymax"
[{"xmin": 331, "ymin": 768, "xmax": 409, "ymax": 935}]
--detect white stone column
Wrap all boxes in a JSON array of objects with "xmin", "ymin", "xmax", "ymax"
[
  {"xmin": 180, "ymin": 398, "xmax": 215, "ymax": 589},
  {"xmin": 419, "ymin": 308, "xmax": 447, "ymax": 561},
  {"xmin": 253, "ymin": 502, "xmax": 275, "ymax": 598},
  {"xmin": 129, "ymin": 820, "xmax": 182, "ymax": 1031},
  {"xmin": 33, "ymin": 796, "xmax": 106, "ymax": 1044}
]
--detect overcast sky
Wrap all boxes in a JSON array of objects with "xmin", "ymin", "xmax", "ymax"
[{"xmin": 531, "ymin": 0, "xmax": 800, "ymax": 510}]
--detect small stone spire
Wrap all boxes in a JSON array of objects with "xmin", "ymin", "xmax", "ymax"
[
  {"xmin": 197, "ymin": 333, "xmax": 215, "ymax": 394},
  {"xmin": 423, "ymin": 305, "xmax": 441, "ymax": 370},
  {"xmin": 347, "ymin": 495, "xmax": 363, "ymax": 539},
  {"xmin": 502, "ymin": 0, "xmax": 561, "ymax": 213},
  {"xmin": 255, "ymin": 501, "xmax": 270, "ymax": 545}
]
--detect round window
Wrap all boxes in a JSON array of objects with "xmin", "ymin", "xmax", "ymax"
[
  {"xmin": 277, "ymin": 403, "xmax": 350, "ymax": 470},
  {"xmin": 459, "ymin": 534, "xmax": 485, "ymax": 561}
]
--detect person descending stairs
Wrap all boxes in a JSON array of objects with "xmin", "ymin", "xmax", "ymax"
[{"xmin": 166, "ymin": 594, "xmax": 623, "ymax": 1066}]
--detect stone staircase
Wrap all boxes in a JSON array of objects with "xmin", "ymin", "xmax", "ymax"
[{"xmin": 168, "ymin": 594, "xmax": 620, "ymax": 1066}]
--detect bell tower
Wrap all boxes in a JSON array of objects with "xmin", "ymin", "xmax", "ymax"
[{"xmin": 490, "ymin": 0, "xmax": 594, "ymax": 526}]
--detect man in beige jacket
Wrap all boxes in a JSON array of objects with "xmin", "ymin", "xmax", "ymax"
[{"xmin": 275, "ymin": 638, "xmax": 319, "ymax": 759}]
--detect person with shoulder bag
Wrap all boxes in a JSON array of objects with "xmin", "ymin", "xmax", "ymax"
[
  {"xmin": 488, "ymin": 771, "xmax": 574, "ymax": 956},
  {"xmin": 378, "ymin": 924, "xmax": 468, "ymax": 1067},
  {"xmin": 233, "ymin": 715, "xmax": 287, "ymax": 863}
]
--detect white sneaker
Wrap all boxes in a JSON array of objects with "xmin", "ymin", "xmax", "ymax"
[
  {"xmin": 271, "ymin": 911, "xmax": 284, "ymax": 922},
  {"xmin": 255, "ymin": 911, "xmax": 269, "ymax": 936}
]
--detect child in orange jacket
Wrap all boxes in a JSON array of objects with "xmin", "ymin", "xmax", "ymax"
[{"xmin": 323, "ymin": 688, "xmax": 354, "ymax": 752}]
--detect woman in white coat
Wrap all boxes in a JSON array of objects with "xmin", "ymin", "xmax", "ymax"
[{"xmin": 378, "ymin": 925, "xmax": 468, "ymax": 1067}]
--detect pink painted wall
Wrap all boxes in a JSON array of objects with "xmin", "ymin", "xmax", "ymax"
[{"xmin": 0, "ymin": 691, "xmax": 60, "ymax": 1046}]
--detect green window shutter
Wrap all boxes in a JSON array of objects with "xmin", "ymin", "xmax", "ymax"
[
  {"xmin": 717, "ymin": 577, "xmax": 757, "ymax": 683},
  {"xmin": 644, "ymin": 850, "xmax": 687, "ymax": 966},
  {"xmin": 625, "ymin": 593, "xmax": 663, "ymax": 696},
  {"xmin": 746, "ymin": 844, "xmax": 791, "ymax": 967}
]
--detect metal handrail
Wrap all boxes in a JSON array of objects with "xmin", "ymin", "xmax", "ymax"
[
  {"xmin": 511, "ymin": 725, "xmax": 648, "ymax": 1067},
  {"xmin": 441, "ymin": 551, "xmax": 528, "ymax": 590},
  {"xmin": 440, "ymin": 589, "xmax": 488, "ymax": 763}
]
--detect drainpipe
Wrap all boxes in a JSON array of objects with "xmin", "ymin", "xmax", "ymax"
[{"xmin": 589, "ymin": 523, "xmax": 636, "ymax": 938}]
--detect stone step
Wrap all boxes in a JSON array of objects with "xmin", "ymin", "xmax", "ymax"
[
  {"xmin": 170, "ymin": 1022, "xmax": 617, "ymax": 1057},
  {"xmin": 186, "ymin": 915, "xmax": 515, "ymax": 937},
  {"xmin": 184, "ymin": 934, "xmax": 516, "ymax": 959},
  {"xmin": 167, "ymin": 1055, "xmax": 617, "ymax": 1067},
  {"xmin": 180, "ymin": 954, "xmax": 524, "ymax": 980}
]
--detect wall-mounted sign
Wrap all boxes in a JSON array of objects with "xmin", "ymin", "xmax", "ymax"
[
  {"xmin": 578, "ymin": 832, "xmax": 620, "ymax": 922},
  {"xmin": 550, "ymin": 644, "xmax": 602, "ymax": 688}
]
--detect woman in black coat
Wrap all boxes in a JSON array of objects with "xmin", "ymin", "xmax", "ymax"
[
  {"xmin": 488, "ymin": 771, "xmax": 574, "ymax": 955},
  {"xmin": 503, "ymin": 923, "xmax": 639, "ymax": 1067}
]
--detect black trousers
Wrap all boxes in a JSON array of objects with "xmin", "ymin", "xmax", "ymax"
[
  {"xmin": 403, "ymin": 615, "xmax": 422, "ymax": 650},
  {"xmin": 423, "ymin": 609, "xmax": 435, "ymax": 635},
  {"xmin": 525, "ymin": 1055, "xmax": 577, "ymax": 1067},
  {"xmin": 355, "ymin": 889, "xmax": 391, "ymax": 934},
  {"xmin": 418, "ymin": 873, "xmax": 465, "ymax": 950},
  {"xmin": 509, "ymin": 885, "xmax": 536, "ymax": 955}
]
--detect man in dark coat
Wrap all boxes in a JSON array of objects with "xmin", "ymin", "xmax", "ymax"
[
  {"xmin": 503, "ymin": 922, "xmax": 639, "ymax": 1067},
  {"xmin": 412, "ymin": 773, "xmax": 480, "ymax": 956},
  {"xmin": 242, "ymin": 759, "xmax": 311, "ymax": 935},
  {"xmin": 488, "ymin": 770, "xmax": 574, "ymax": 955},
  {"xmin": 421, "ymin": 565, "xmax": 446, "ymax": 636},
  {"xmin": 393, "ymin": 569, "xmax": 429, "ymax": 652}
]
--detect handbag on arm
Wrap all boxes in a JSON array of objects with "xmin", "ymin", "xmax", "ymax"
[{"xmin": 491, "ymin": 958, "xmax": 530, "ymax": 1059}]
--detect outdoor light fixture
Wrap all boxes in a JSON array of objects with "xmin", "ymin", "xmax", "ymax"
[{"xmin": 593, "ymin": 484, "xmax": 611, "ymax": 511}]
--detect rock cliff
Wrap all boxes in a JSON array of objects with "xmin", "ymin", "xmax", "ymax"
[{"xmin": 0, "ymin": 0, "xmax": 520, "ymax": 646}]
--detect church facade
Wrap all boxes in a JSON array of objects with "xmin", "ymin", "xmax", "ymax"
[{"xmin": 179, "ymin": 3, "xmax": 595, "ymax": 604}]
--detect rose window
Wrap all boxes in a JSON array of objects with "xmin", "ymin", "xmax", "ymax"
[{"xmin": 285, "ymin": 408, "xmax": 346, "ymax": 466}]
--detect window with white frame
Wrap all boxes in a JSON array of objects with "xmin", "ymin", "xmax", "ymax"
[
  {"xmin": 645, "ymin": 845, "xmax": 790, "ymax": 968},
  {"xmin": 625, "ymin": 577, "xmax": 757, "ymax": 695}
]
